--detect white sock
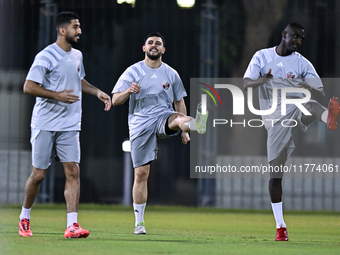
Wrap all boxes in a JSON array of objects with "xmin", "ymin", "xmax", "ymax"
[
  {"xmin": 19, "ymin": 206, "xmax": 32, "ymax": 220},
  {"xmin": 67, "ymin": 212, "xmax": 78, "ymax": 228},
  {"xmin": 321, "ymin": 110, "xmax": 328, "ymax": 123},
  {"xmin": 133, "ymin": 203, "xmax": 146, "ymax": 227},
  {"xmin": 188, "ymin": 119, "xmax": 197, "ymax": 131},
  {"xmin": 271, "ymin": 202, "xmax": 286, "ymax": 228}
]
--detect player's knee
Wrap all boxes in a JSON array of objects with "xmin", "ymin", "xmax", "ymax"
[
  {"xmin": 169, "ymin": 113, "xmax": 182, "ymax": 125},
  {"xmin": 304, "ymin": 100, "xmax": 319, "ymax": 112},
  {"xmin": 30, "ymin": 169, "xmax": 46, "ymax": 184},
  {"xmin": 135, "ymin": 168, "xmax": 149, "ymax": 182},
  {"xmin": 178, "ymin": 114, "xmax": 191, "ymax": 122},
  {"xmin": 64, "ymin": 164, "xmax": 80, "ymax": 180}
]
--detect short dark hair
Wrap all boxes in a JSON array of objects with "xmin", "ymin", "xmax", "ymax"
[
  {"xmin": 287, "ymin": 22, "xmax": 304, "ymax": 31},
  {"xmin": 144, "ymin": 32, "xmax": 165, "ymax": 46},
  {"xmin": 56, "ymin": 12, "xmax": 79, "ymax": 31}
]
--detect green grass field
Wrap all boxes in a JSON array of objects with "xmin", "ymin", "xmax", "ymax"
[{"xmin": 0, "ymin": 204, "xmax": 339, "ymax": 255}]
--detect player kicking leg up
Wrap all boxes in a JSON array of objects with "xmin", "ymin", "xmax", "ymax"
[
  {"xmin": 302, "ymin": 98, "xmax": 340, "ymax": 131},
  {"xmin": 269, "ymin": 98, "xmax": 340, "ymax": 242},
  {"xmin": 112, "ymin": 32, "xmax": 209, "ymax": 235},
  {"xmin": 244, "ymin": 22, "xmax": 340, "ymax": 242},
  {"xmin": 168, "ymin": 102, "xmax": 209, "ymax": 137},
  {"xmin": 132, "ymin": 103, "xmax": 208, "ymax": 235}
]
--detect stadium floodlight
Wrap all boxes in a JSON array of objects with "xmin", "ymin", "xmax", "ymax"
[
  {"xmin": 122, "ymin": 140, "xmax": 131, "ymax": 152},
  {"xmin": 117, "ymin": 0, "xmax": 136, "ymax": 7},
  {"xmin": 177, "ymin": 0, "xmax": 195, "ymax": 8}
]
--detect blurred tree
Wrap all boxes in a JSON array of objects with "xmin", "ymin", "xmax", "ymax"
[
  {"xmin": 235, "ymin": 0, "xmax": 288, "ymax": 77},
  {"xmin": 218, "ymin": 0, "xmax": 246, "ymax": 77},
  {"xmin": 218, "ymin": 0, "xmax": 287, "ymax": 156},
  {"xmin": 219, "ymin": 0, "xmax": 287, "ymax": 78}
]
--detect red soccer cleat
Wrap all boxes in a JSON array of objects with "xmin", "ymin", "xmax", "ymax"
[
  {"xmin": 64, "ymin": 222, "xmax": 90, "ymax": 238},
  {"xmin": 19, "ymin": 218, "xmax": 32, "ymax": 237},
  {"xmin": 275, "ymin": 227, "xmax": 289, "ymax": 241},
  {"xmin": 327, "ymin": 97, "xmax": 340, "ymax": 131}
]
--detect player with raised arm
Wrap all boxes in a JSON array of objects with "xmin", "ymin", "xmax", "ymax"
[
  {"xmin": 112, "ymin": 32, "xmax": 208, "ymax": 234},
  {"xmin": 243, "ymin": 22, "xmax": 340, "ymax": 241},
  {"xmin": 18, "ymin": 11, "xmax": 111, "ymax": 238}
]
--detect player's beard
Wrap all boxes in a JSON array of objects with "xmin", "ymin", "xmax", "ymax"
[
  {"xmin": 66, "ymin": 34, "xmax": 78, "ymax": 46},
  {"xmin": 146, "ymin": 51, "xmax": 162, "ymax": 60}
]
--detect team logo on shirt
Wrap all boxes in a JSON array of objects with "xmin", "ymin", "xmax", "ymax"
[
  {"xmin": 286, "ymin": 72, "xmax": 295, "ymax": 79},
  {"xmin": 163, "ymin": 81, "xmax": 170, "ymax": 90}
]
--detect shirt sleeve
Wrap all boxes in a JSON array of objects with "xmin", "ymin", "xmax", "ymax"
[
  {"xmin": 172, "ymin": 70, "xmax": 187, "ymax": 101},
  {"xmin": 79, "ymin": 55, "xmax": 86, "ymax": 80},
  {"xmin": 112, "ymin": 68, "xmax": 135, "ymax": 94},
  {"xmin": 243, "ymin": 51, "xmax": 262, "ymax": 79},
  {"xmin": 301, "ymin": 58, "xmax": 323, "ymax": 88},
  {"xmin": 26, "ymin": 53, "xmax": 51, "ymax": 84}
]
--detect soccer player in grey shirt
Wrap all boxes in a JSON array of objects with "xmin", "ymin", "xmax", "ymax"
[
  {"xmin": 112, "ymin": 32, "xmax": 208, "ymax": 234},
  {"xmin": 18, "ymin": 12, "xmax": 111, "ymax": 238},
  {"xmin": 243, "ymin": 22, "xmax": 340, "ymax": 241}
]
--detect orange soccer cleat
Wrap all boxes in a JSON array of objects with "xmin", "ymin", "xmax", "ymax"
[
  {"xmin": 327, "ymin": 97, "xmax": 340, "ymax": 131},
  {"xmin": 19, "ymin": 218, "xmax": 32, "ymax": 237},
  {"xmin": 64, "ymin": 222, "xmax": 90, "ymax": 238},
  {"xmin": 275, "ymin": 226, "xmax": 289, "ymax": 241}
]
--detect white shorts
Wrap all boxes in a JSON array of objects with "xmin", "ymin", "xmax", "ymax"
[
  {"xmin": 267, "ymin": 107, "xmax": 311, "ymax": 162},
  {"xmin": 30, "ymin": 129, "xmax": 80, "ymax": 169},
  {"xmin": 130, "ymin": 111, "xmax": 180, "ymax": 168}
]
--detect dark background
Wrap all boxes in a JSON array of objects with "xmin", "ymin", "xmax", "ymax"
[{"xmin": 1, "ymin": 0, "xmax": 340, "ymax": 206}]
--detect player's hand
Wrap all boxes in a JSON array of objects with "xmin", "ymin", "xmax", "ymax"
[
  {"xmin": 297, "ymin": 82, "xmax": 312, "ymax": 91},
  {"xmin": 56, "ymin": 89, "xmax": 79, "ymax": 104},
  {"xmin": 97, "ymin": 91, "xmax": 112, "ymax": 111},
  {"xmin": 181, "ymin": 132, "xmax": 190, "ymax": 144},
  {"xmin": 129, "ymin": 82, "xmax": 141, "ymax": 94},
  {"xmin": 263, "ymin": 68, "xmax": 273, "ymax": 79}
]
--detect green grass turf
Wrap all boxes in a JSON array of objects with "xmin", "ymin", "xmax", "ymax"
[{"xmin": 0, "ymin": 204, "xmax": 339, "ymax": 255}]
